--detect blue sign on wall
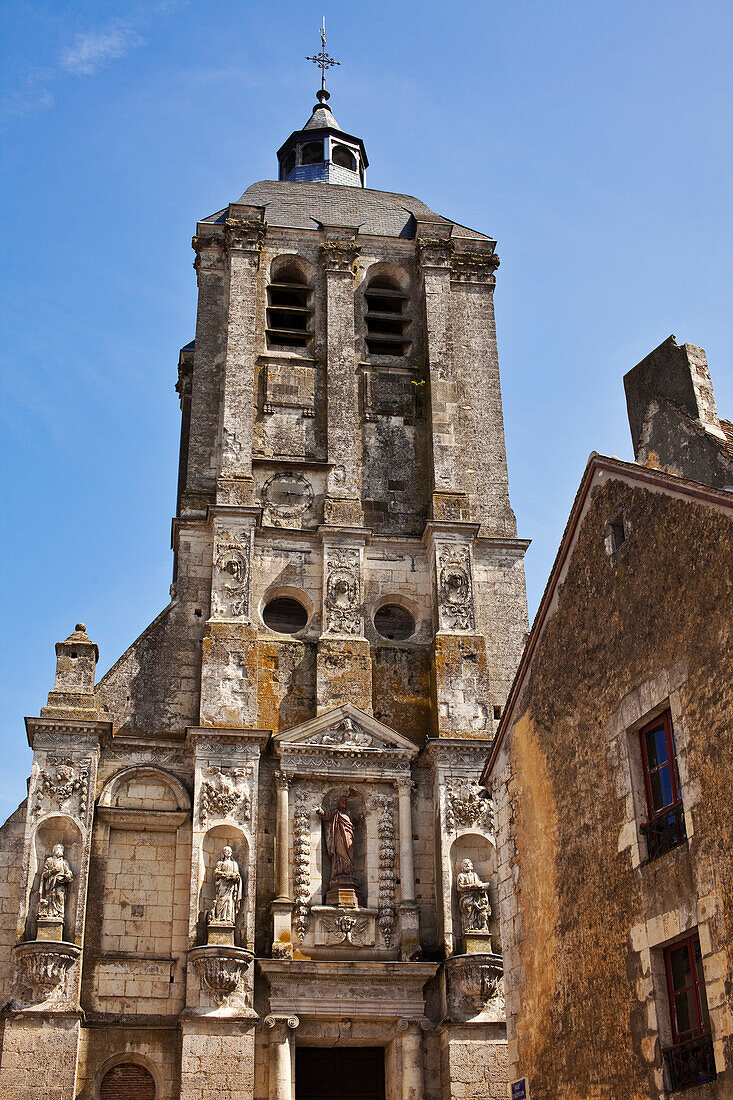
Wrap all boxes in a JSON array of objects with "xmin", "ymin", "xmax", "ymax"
[{"xmin": 511, "ymin": 1081, "xmax": 528, "ymax": 1100}]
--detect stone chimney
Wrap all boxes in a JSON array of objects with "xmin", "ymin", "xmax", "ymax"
[
  {"xmin": 624, "ymin": 335, "xmax": 733, "ymax": 490},
  {"xmin": 40, "ymin": 623, "xmax": 105, "ymax": 721}
]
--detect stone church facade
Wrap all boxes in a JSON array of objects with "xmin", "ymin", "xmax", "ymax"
[{"xmin": 0, "ymin": 88, "xmax": 529, "ymax": 1099}]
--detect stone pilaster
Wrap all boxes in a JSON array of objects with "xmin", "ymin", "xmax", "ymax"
[
  {"xmin": 187, "ymin": 229, "xmax": 226, "ymax": 508},
  {"xmin": 316, "ymin": 530, "xmax": 372, "ymax": 713},
  {"xmin": 200, "ymin": 512, "xmax": 258, "ymax": 728},
  {"xmin": 320, "ymin": 230, "xmax": 363, "ymax": 527},
  {"xmin": 218, "ymin": 206, "xmax": 266, "ymax": 507},
  {"xmin": 398, "ymin": 1017, "xmax": 430, "ymax": 1100},
  {"xmin": 264, "ymin": 1014, "xmax": 299, "ymax": 1100},
  {"xmin": 271, "ymin": 771, "xmax": 294, "ymax": 960}
]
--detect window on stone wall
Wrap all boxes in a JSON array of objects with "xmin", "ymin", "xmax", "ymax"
[
  {"xmin": 267, "ymin": 266, "xmax": 313, "ymax": 350},
  {"xmin": 639, "ymin": 709, "xmax": 686, "ymax": 861},
  {"xmin": 365, "ymin": 276, "xmax": 410, "ymax": 357},
  {"xmin": 662, "ymin": 934, "xmax": 716, "ymax": 1090}
]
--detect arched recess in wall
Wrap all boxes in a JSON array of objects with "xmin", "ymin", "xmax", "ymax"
[
  {"xmin": 26, "ymin": 814, "xmax": 83, "ymax": 941},
  {"xmin": 449, "ymin": 832, "xmax": 497, "ymax": 955},
  {"xmin": 197, "ymin": 824, "xmax": 249, "ymax": 946},
  {"xmin": 95, "ymin": 1053, "xmax": 159, "ymax": 1100},
  {"xmin": 267, "ymin": 254, "xmax": 315, "ymax": 350},
  {"xmin": 94, "ymin": 766, "xmax": 191, "ymax": 964}
]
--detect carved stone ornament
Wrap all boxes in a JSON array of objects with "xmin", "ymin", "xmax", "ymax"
[
  {"xmin": 320, "ymin": 913, "xmax": 370, "ymax": 947},
  {"xmin": 224, "ymin": 216, "xmax": 265, "ymax": 254},
  {"xmin": 450, "ymin": 249, "xmax": 500, "ymax": 283},
  {"xmin": 324, "ymin": 548, "xmax": 361, "ymax": 635},
  {"xmin": 14, "ymin": 941, "xmax": 80, "ymax": 999},
  {"xmin": 292, "ymin": 791, "xmax": 311, "ymax": 941},
  {"xmin": 446, "ymin": 955, "xmax": 505, "ymax": 1021},
  {"xmin": 417, "ymin": 236, "xmax": 454, "ymax": 269},
  {"xmin": 212, "ymin": 531, "xmax": 250, "ymax": 619},
  {"xmin": 190, "ymin": 945, "xmax": 253, "ymax": 1004},
  {"xmin": 373, "ymin": 795, "xmax": 397, "ymax": 946},
  {"xmin": 444, "ymin": 781, "xmax": 493, "ymax": 832},
  {"xmin": 304, "ymin": 716, "xmax": 376, "ymax": 749},
  {"xmin": 320, "ymin": 240, "xmax": 359, "ymax": 275},
  {"xmin": 34, "ymin": 757, "xmax": 89, "ymax": 816},
  {"xmin": 438, "ymin": 545, "xmax": 475, "ymax": 631},
  {"xmin": 199, "ymin": 767, "xmax": 251, "ymax": 825}
]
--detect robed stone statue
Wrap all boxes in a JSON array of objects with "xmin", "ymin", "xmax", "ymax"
[
  {"xmin": 207, "ymin": 846, "xmax": 243, "ymax": 926},
  {"xmin": 457, "ymin": 858, "xmax": 491, "ymax": 933},
  {"xmin": 317, "ymin": 796, "xmax": 363, "ymax": 904},
  {"xmin": 38, "ymin": 844, "xmax": 73, "ymax": 920}
]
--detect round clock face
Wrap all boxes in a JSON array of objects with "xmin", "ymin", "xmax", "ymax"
[{"xmin": 262, "ymin": 471, "xmax": 314, "ymax": 517}]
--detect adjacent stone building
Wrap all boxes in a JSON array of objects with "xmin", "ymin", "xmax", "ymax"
[
  {"xmin": 484, "ymin": 338, "xmax": 733, "ymax": 1099},
  {"xmin": 0, "ymin": 84, "xmax": 529, "ymax": 1099}
]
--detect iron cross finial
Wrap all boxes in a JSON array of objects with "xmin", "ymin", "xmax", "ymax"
[{"xmin": 306, "ymin": 17, "xmax": 340, "ymax": 93}]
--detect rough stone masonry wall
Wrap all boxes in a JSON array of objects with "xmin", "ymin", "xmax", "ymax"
[{"xmin": 494, "ymin": 477, "xmax": 733, "ymax": 1100}]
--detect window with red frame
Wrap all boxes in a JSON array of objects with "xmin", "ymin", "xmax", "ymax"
[
  {"xmin": 639, "ymin": 710, "xmax": 686, "ymax": 860},
  {"xmin": 663, "ymin": 935, "xmax": 716, "ymax": 1089}
]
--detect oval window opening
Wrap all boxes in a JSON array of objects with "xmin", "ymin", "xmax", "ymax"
[
  {"xmin": 374, "ymin": 604, "xmax": 415, "ymax": 641},
  {"xmin": 263, "ymin": 597, "xmax": 308, "ymax": 634}
]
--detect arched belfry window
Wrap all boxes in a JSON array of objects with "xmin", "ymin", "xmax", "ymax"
[
  {"xmin": 301, "ymin": 140, "xmax": 324, "ymax": 165},
  {"xmin": 332, "ymin": 144, "xmax": 357, "ymax": 171},
  {"xmin": 365, "ymin": 275, "xmax": 410, "ymax": 357},
  {"xmin": 267, "ymin": 262, "xmax": 313, "ymax": 351}
]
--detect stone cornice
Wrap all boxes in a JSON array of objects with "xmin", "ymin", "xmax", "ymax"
[
  {"xmin": 25, "ymin": 717, "xmax": 110, "ymax": 749},
  {"xmin": 187, "ymin": 726, "xmax": 271, "ymax": 750}
]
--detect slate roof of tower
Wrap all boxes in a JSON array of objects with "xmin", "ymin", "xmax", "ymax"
[
  {"xmin": 202, "ymin": 181, "xmax": 491, "ymax": 241},
  {"xmin": 303, "ymin": 104, "xmax": 343, "ymax": 131}
]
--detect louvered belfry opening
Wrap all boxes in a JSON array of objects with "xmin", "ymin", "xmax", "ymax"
[
  {"xmin": 365, "ymin": 277, "xmax": 410, "ymax": 357},
  {"xmin": 267, "ymin": 266, "xmax": 313, "ymax": 350}
]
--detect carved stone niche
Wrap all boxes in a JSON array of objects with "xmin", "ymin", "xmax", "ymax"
[
  {"xmin": 444, "ymin": 953, "xmax": 505, "ymax": 1023},
  {"xmin": 14, "ymin": 940, "xmax": 80, "ymax": 1003}
]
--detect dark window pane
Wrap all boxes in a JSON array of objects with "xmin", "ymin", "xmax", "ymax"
[
  {"xmin": 674, "ymin": 990, "xmax": 696, "ymax": 1037},
  {"xmin": 670, "ymin": 945, "xmax": 692, "ymax": 992},
  {"xmin": 650, "ymin": 763, "xmax": 674, "ymax": 811},
  {"xmin": 645, "ymin": 724, "xmax": 669, "ymax": 770}
]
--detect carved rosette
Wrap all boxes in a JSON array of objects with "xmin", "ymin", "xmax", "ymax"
[
  {"xmin": 212, "ymin": 530, "xmax": 250, "ymax": 619},
  {"xmin": 199, "ymin": 767, "xmax": 251, "ymax": 825},
  {"xmin": 190, "ymin": 945, "xmax": 253, "ymax": 1004},
  {"xmin": 33, "ymin": 756, "xmax": 90, "ymax": 817},
  {"xmin": 444, "ymin": 781, "xmax": 493, "ymax": 832},
  {"xmin": 373, "ymin": 795, "xmax": 397, "ymax": 946},
  {"xmin": 14, "ymin": 941, "xmax": 80, "ymax": 1000},
  {"xmin": 437, "ymin": 544, "xmax": 475, "ymax": 631},
  {"xmin": 292, "ymin": 791, "xmax": 311, "ymax": 941},
  {"xmin": 320, "ymin": 240, "xmax": 360, "ymax": 276},
  {"xmin": 324, "ymin": 548, "xmax": 361, "ymax": 635}
]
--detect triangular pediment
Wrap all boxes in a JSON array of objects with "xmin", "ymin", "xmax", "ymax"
[{"xmin": 273, "ymin": 703, "xmax": 417, "ymax": 756}]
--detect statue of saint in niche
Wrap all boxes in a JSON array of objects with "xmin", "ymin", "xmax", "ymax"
[
  {"xmin": 207, "ymin": 846, "xmax": 243, "ymax": 926},
  {"xmin": 38, "ymin": 844, "xmax": 73, "ymax": 920},
  {"xmin": 457, "ymin": 858, "xmax": 491, "ymax": 933},
  {"xmin": 317, "ymin": 796, "xmax": 362, "ymax": 891}
]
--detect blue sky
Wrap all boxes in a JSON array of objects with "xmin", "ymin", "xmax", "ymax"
[{"xmin": 1, "ymin": 0, "xmax": 731, "ymax": 815}]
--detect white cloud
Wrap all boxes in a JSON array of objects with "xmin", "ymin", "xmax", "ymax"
[{"xmin": 61, "ymin": 26, "xmax": 145, "ymax": 76}]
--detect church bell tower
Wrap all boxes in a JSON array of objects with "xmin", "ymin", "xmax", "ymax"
[{"xmin": 0, "ymin": 36, "xmax": 528, "ymax": 1100}]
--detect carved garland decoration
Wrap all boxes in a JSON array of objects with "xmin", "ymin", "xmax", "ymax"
[
  {"xmin": 34, "ymin": 757, "xmax": 89, "ymax": 816},
  {"xmin": 199, "ymin": 768, "xmax": 251, "ymax": 826},
  {"xmin": 437, "ymin": 545, "xmax": 475, "ymax": 631},
  {"xmin": 444, "ymin": 782, "xmax": 493, "ymax": 832},
  {"xmin": 292, "ymin": 791, "xmax": 311, "ymax": 941},
  {"xmin": 324, "ymin": 548, "xmax": 361, "ymax": 635},
  {"xmin": 373, "ymin": 795, "xmax": 397, "ymax": 946}
]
